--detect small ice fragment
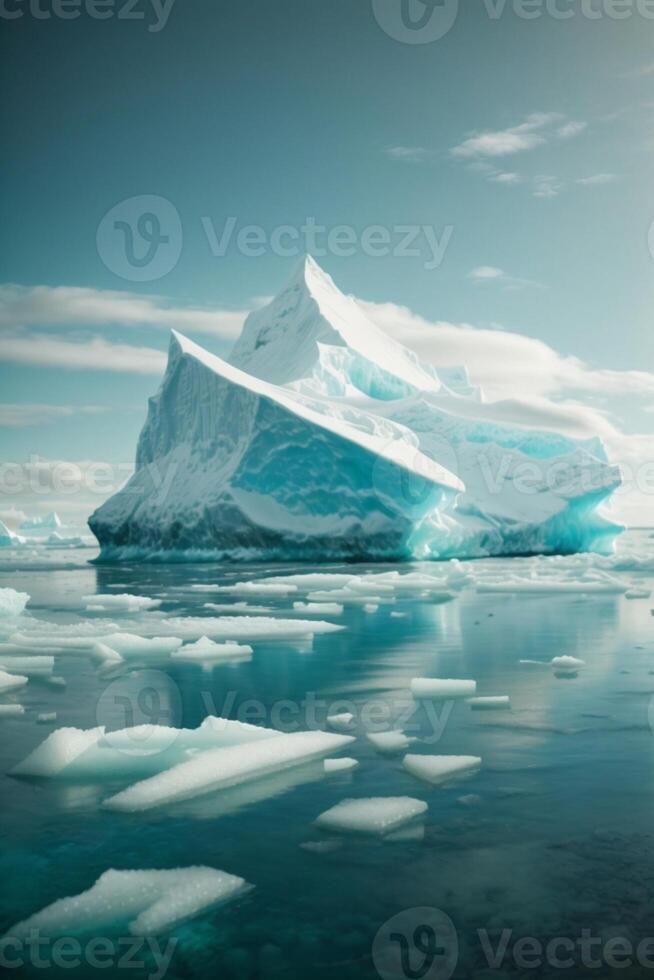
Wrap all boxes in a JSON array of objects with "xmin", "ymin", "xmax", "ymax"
[
  {"xmin": 0, "ymin": 670, "xmax": 28, "ymax": 695},
  {"xmin": 171, "ymin": 636, "xmax": 253, "ymax": 662},
  {"xmin": 363, "ymin": 603, "xmax": 379, "ymax": 614},
  {"xmin": 82, "ymin": 594, "xmax": 161, "ymax": 612},
  {"xmin": 37, "ymin": 712, "xmax": 57, "ymax": 724},
  {"xmin": 103, "ymin": 730, "xmax": 355, "ymax": 812},
  {"xmin": 402, "ymin": 754, "xmax": 481, "ymax": 786},
  {"xmin": 457, "ymin": 794, "xmax": 482, "ymax": 807},
  {"xmin": 300, "ymin": 840, "xmax": 343, "ymax": 854},
  {"xmin": 152, "ymin": 616, "xmax": 343, "ymax": 640},
  {"xmin": 324, "ymin": 757, "xmax": 358, "ymax": 773},
  {"xmin": 366, "ymin": 731, "xmax": 415, "ymax": 754},
  {"xmin": 96, "ymin": 634, "xmax": 182, "ymax": 659},
  {"xmin": 327, "ymin": 712, "xmax": 355, "ymax": 732},
  {"xmin": 210, "ymin": 582, "xmax": 298, "ymax": 596},
  {"xmin": 625, "ymin": 588, "xmax": 651, "ymax": 600},
  {"xmin": 390, "ymin": 611, "xmax": 408, "ymax": 619},
  {"xmin": 411, "ymin": 678, "xmax": 476, "ymax": 700},
  {"xmin": 293, "ymin": 602, "xmax": 344, "ymax": 616},
  {"xmin": 551, "ymin": 656, "xmax": 585, "ymax": 670},
  {"xmin": 315, "ymin": 797, "xmax": 427, "ymax": 836},
  {"xmin": 0, "ymin": 588, "xmax": 30, "ymax": 618},
  {"xmin": 3, "ymin": 866, "xmax": 252, "ymax": 939},
  {"xmin": 466, "ymin": 696, "xmax": 511, "ymax": 711},
  {"xmin": 0, "ymin": 656, "xmax": 54, "ymax": 678},
  {"xmin": 0, "ymin": 704, "xmax": 25, "ymax": 718}
]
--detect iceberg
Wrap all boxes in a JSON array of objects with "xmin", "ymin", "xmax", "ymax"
[
  {"xmin": 402, "ymin": 754, "xmax": 482, "ymax": 786},
  {"xmin": 19, "ymin": 511, "xmax": 62, "ymax": 531},
  {"xmin": 3, "ymin": 866, "xmax": 252, "ymax": 939},
  {"xmin": 0, "ymin": 521, "xmax": 24, "ymax": 549},
  {"xmin": 89, "ymin": 257, "xmax": 622, "ymax": 562}
]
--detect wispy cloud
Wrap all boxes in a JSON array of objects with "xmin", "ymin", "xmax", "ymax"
[
  {"xmin": 0, "ymin": 331, "xmax": 166, "ymax": 375},
  {"xmin": 384, "ymin": 145, "xmax": 432, "ymax": 163},
  {"xmin": 576, "ymin": 173, "xmax": 619, "ymax": 186},
  {"xmin": 467, "ymin": 267, "xmax": 544, "ymax": 290},
  {"xmin": 0, "ymin": 404, "xmax": 110, "ymax": 428},
  {"xmin": 451, "ymin": 112, "xmax": 584, "ymax": 160},
  {"xmin": 621, "ymin": 62, "xmax": 654, "ymax": 79},
  {"xmin": 489, "ymin": 172, "xmax": 522, "ymax": 185},
  {"xmin": 532, "ymin": 175, "xmax": 563, "ymax": 199},
  {"xmin": 0, "ymin": 285, "xmax": 250, "ymax": 340}
]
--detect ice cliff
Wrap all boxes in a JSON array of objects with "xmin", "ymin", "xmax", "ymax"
[{"xmin": 89, "ymin": 256, "xmax": 622, "ymax": 561}]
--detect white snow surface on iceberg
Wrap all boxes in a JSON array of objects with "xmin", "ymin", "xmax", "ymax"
[
  {"xmin": 4, "ymin": 866, "xmax": 252, "ymax": 939},
  {"xmin": 315, "ymin": 797, "xmax": 428, "ymax": 835},
  {"xmin": 89, "ymin": 256, "xmax": 621, "ymax": 561},
  {"xmin": 103, "ymin": 730, "xmax": 355, "ymax": 812}
]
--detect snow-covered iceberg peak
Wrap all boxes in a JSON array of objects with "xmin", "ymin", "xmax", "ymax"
[{"xmin": 89, "ymin": 257, "xmax": 622, "ymax": 561}]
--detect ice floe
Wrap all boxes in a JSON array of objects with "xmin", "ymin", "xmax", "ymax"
[
  {"xmin": 82, "ymin": 594, "xmax": 162, "ymax": 612},
  {"xmin": 3, "ymin": 866, "xmax": 252, "ymax": 939},
  {"xmin": 402, "ymin": 754, "xmax": 481, "ymax": 785},
  {"xmin": 0, "ymin": 669, "xmax": 28, "ymax": 694},
  {"xmin": 324, "ymin": 757, "xmax": 359, "ymax": 773},
  {"xmin": 411, "ymin": 678, "xmax": 477, "ymax": 700},
  {"xmin": 0, "ymin": 704, "xmax": 25, "ymax": 718},
  {"xmin": 0, "ymin": 655, "xmax": 54, "ymax": 678},
  {"xmin": 171, "ymin": 636, "xmax": 253, "ymax": 664},
  {"xmin": 327, "ymin": 712, "xmax": 355, "ymax": 732},
  {"xmin": 366, "ymin": 731, "xmax": 416, "ymax": 754},
  {"xmin": 293, "ymin": 602, "xmax": 344, "ymax": 615},
  {"xmin": 315, "ymin": 797, "xmax": 428, "ymax": 835},
  {"xmin": 144, "ymin": 616, "xmax": 343, "ymax": 641},
  {"xmin": 103, "ymin": 730, "xmax": 355, "ymax": 812},
  {"xmin": 0, "ymin": 587, "xmax": 29, "ymax": 618},
  {"xmin": 12, "ymin": 717, "xmax": 281, "ymax": 780},
  {"xmin": 466, "ymin": 696, "xmax": 511, "ymax": 710}
]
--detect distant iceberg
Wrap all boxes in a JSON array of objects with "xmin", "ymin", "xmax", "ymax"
[
  {"xmin": 19, "ymin": 511, "xmax": 62, "ymax": 531},
  {"xmin": 89, "ymin": 257, "xmax": 622, "ymax": 561}
]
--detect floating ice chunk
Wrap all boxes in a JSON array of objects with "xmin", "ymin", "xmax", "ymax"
[
  {"xmin": 466, "ymin": 696, "xmax": 511, "ymax": 711},
  {"xmin": 92, "ymin": 642, "xmax": 124, "ymax": 666},
  {"xmin": 3, "ymin": 866, "xmax": 252, "ymax": 939},
  {"xmin": 150, "ymin": 616, "xmax": 343, "ymax": 641},
  {"xmin": 551, "ymin": 655, "xmax": 585, "ymax": 673},
  {"xmin": 403, "ymin": 754, "xmax": 481, "ymax": 786},
  {"xmin": 315, "ymin": 797, "xmax": 427, "ymax": 836},
  {"xmin": 37, "ymin": 712, "xmax": 57, "ymax": 724},
  {"xmin": 0, "ymin": 588, "xmax": 29, "ymax": 618},
  {"xmin": 96, "ymin": 634, "xmax": 183, "ymax": 659},
  {"xmin": 366, "ymin": 731, "xmax": 415, "ymax": 754},
  {"xmin": 83, "ymin": 594, "xmax": 162, "ymax": 611},
  {"xmin": 209, "ymin": 582, "xmax": 298, "ymax": 596},
  {"xmin": 203, "ymin": 602, "xmax": 274, "ymax": 614},
  {"xmin": 390, "ymin": 611, "xmax": 408, "ymax": 619},
  {"xmin": 411, "ymin": 678, "xmax": 476, "ymax": 700},
  {"xmin": 171, "ymin": 636, "xmax": 253, "ymax": 663},
  {"xmin": 12, "ymin": 717, "xmax": 281, "ymax": 780},
  {"xmin": 625, "ymin": 588, "xmax": 651, "ymax": 600},
  {"xmin": 307, "ymin": 590, "xmax": 388, "ymax": 605},
  {"xmin": 476, "ymin": 577, "xmax": 625, "ymax": 595},
  {"xmin": 324, "ymin": 757, "xmax": 358, "ymax": 773},
  {"xmin": 0, "ymin": 670, "xmax": 28, "ymax": 694},
  {"xmin": 347, "ymin": 578, "xmax": 395, "ymax": 596},
  {"xmin": 261, "ymin": 573, "xmax": 355, "ymax": 589},
  {"xmin": 327, "ymin": 712, "xmax": 355, "ymax": 732},
  {"xmin": 11, "ymin": 726, "xmax": 105, "ymax": 777},
  {"xmin": 0, "ymin": 704, "xmax": 25, "ymax": 718},
  {"xmin": 103, "ymin": 730, "xmax": 355, "ymax": 812},
  {"xmin": 293, "ymin": 602, "xmax": 344, "ymax": 616},
  {"xmin": 0, "ymin": 656, "xmax": 54, "ymax": 678},
  {"xmin": 363, "ymin": 603, "xmax": 379, "ymax": 614}
]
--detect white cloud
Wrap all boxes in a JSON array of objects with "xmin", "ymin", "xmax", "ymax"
[
  {"xmin": 0, "ymin": 330, "xmax": 166, "ymax": 375},
  {"xmin": 468, "ymin": 266, "xmax": 504, "ymax": 281},
  {"xmin": 468, "ymin": 267, "xmax": 543, "ymax": 290},
  {"xmin": 0, "ymin": 284, "xmax": 250, "ymax": 340},
  {"xmin": 489, "ymin": 172, "xmax": 522, "ymax": 184},
  {"xmin": 385, "ymin": 146, "xmax": 431, "ymax": 163},
  {"xmin": 451, "ymin": 112, "xmax": 581, "ymax": 160},
  {"xmin": 532, "ymin": 175, "xmax": 563, "ymax": 199},
  {"xmin": 0, "ymin": 404, "xmax": 109, "ymax": 428},
  {"xmin": 576, "ymin": 173, "xmax": 618, "ymax": 186}
]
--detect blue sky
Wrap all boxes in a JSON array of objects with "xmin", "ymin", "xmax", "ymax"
[{"xmin": 0, "ymin": 0, "xmax": 653, "ymax": 525}]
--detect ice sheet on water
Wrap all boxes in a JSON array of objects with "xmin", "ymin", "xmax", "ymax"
[
  {"xmin": 293, "ymin": 602, "xmax": 344, "ymax": 615},
  {"xmin": 171, "ymin": 636, "xmax": 253, "ymax": 663},
  {"xmin": 103, "ymin": 730, "xmax": 355, "ymax": 812},
  {"xmin": 0, "ymin": 704, "xmax": 25, "ymax": 717},
  {"xmin": 147, "ymin": 616, "xmax": 344, "ymax": 641},
  {"xmin": 324, "ymin": 757, "xmax": 358, "ymax": 773},
  {"xmin": 411, "ymin": 678, "xmax": 477, "ymax": 700},
  {"xmin": 315, "ymin": 797, "xmax": 428, "ymax": 835},
  {"xmin": 0, "ymin": 655, "xmax": 54, "ymax": 677},
  {"xmin": 37, "ymin": 712, "xmax": 57, "ymax": 724},
  {"xmin": 3, "ymin": 866, "xmax": 252, "ymax": 939},
  {"xmin": 12, "ymin": 716, "xmax": 281, "ymax": 780},
  {"xmin": 0, "ymin": 588, "xmax": 30, "ymax": 618},
  {"xmin": 95, "ymin": 634, "xmax": 183, "ymax": 659},
  {"xmin": 208, "ymin": 582, "xmax": 298, "ymax": 596},
  {"xmin": 366, "ymin": 731, "xmax": 415, "ymax": 754},
  {"xmin": 625, "ymin": 588, "xmax": 651, "ymax": 599},
  {"xmin": 403, "ymin": 754, "xmax": 481, "ymax": 785},
  {"xmin": 82, "ymin": 594, "xmax": 162, "ymax": 612},
  {"xmin": 261, "ymin": 573, "xmax": 356, "ymax": 589},
  {"xmin": 327, "ymin": 712, "xmax": 355, "ymax": 732},
  {"xmin": 0, "ymin": 669, "xmax": 28, "ymax": 694}
]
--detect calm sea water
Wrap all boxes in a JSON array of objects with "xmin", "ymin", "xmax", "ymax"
[{"xmin": 1, "ymin": 530, "xmax": 654, "ymax": 979}]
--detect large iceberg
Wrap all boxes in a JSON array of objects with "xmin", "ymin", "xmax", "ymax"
[{"xmin": 90, "ymin": 257, "xmax": 622, "ymax": 561}]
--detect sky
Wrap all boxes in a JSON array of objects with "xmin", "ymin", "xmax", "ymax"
[{"xmin": 0, "ymin": 0, "xmax": 653, "ymax": 528}]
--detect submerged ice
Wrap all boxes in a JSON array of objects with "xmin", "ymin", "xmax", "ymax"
[{"xmin": 89, "ymin": 256, "xmax": 621, "ymax": 562}]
